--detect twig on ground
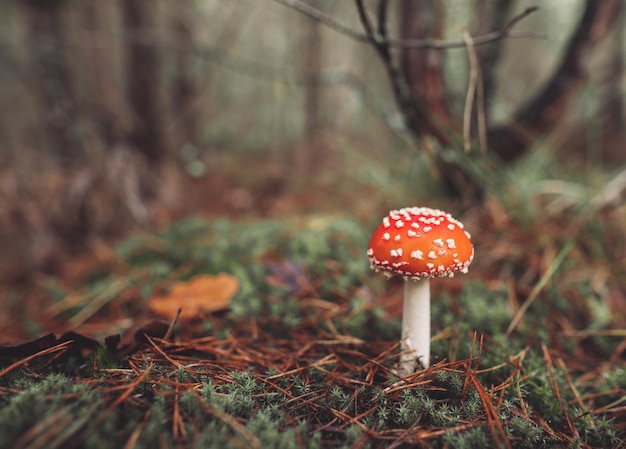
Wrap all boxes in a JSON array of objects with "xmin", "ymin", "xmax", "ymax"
[
  {"xmin": 506, "ymin": 242, "xmax": 574, "ymax": 336},
  {"xmin": 163, "ymin": 307, "xmax": 181, "ymax": 341},
  {"xmin": 541, "ymin": 344, "xmax": 579, "ymax": 439},
  {"xmin": 0, "ymin": 341, "xmax": 72, "ymax": 378}
]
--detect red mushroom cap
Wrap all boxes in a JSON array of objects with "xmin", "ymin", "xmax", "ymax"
[{"xmin": 367, "ymin": 207, "xmax": 474, "ymax": 280}]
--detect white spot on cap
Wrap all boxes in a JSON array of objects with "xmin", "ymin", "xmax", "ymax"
[
  {"xmin": 423, "ymin": 226, "xmax": 432, "ymax": 232},
  {"xmin": 447, "ymin": 224, "xmax": 455, "ymax": 231},
  {"xmin": 383, "ymin": 232, "xmax": 390, "ymax": 240},
  {"xmin": 395, "ymin": 220, "xmax": 404, "ymax": 228},
  {"xmin": 446, "ymin": 238, "xmax": 456, "ymax": 249},
  {"xmin": 411, "ymin": 223, "xmax": 420, "ymax": 229},
  {"xmin": 390, "ymin": 248, "xmax": 403, "ymax": 257},
  {"xmin": 411, "ymin": 250, "xmax": 423, "ymax": 260},
  {"xmin": 428, "ymin": 251, "xmax": 436, "ymax": 259},
  {"xmin": 426, "ymin": 263, "xmax": 434, "ymax": 269},
  {"xmin": 367, "ymin": 248, "xmax": 373, "ymax": 256},
  {"xmin": 433, "ymin": 238, "xmax": 444, "ymax": 246},
  {"xmin": 407, "ymin": 230, "xmax": 417, "ymax": 237},
  {"xmin": 394, "ymin": 235, "xmax": 401, "ymax": 242},
  {"xmin": 383, "ymin": 217, "xmax": 390, "ymax": 228}
]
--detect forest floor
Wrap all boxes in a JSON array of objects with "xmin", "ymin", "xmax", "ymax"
[{"xmin": 1, "ymin": 154, "xmax": 625, "ymax": 448}]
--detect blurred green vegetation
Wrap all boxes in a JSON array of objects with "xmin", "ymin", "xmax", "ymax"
[{"xmin": 2, "ymin": 169, "xmax": 623, "ymax": 445}]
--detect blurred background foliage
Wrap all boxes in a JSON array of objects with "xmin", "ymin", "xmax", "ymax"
[{"xmin": 0, "ymin": 0, "xmax": 624, "ymax": 287}]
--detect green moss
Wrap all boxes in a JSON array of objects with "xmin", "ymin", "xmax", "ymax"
[
  {"xmin": 0, "ymin": 374, "xmax": 104, "ymax": 447},
  {"xmin": 92, "ymin": 345, "xmax": 121, "ymax": 371},
  {"xmin": 2, "ymin": 213, "xmax": 624, "ymax": 448},
  {"xmin": 338, "ymin": 297, "xmax": 400, "ymax": 341},
  {"xmin": 441, "ymin": 426, "xmax": 490, "ymax": 449},
  {"xmin": 110, "ymin": 215, "xmax": 371, "ymax": 324},
  {"xmin": 505, "ymin": 415, "xmax": 546, "ymax": 448}
]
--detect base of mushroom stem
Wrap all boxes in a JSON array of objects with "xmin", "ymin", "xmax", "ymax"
[{"xmin": 396, "ymin": 354, "xmax": 428, "ymax": 377}]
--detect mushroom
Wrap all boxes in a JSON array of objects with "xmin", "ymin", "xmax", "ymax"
[{"xmin": 367, "ymin": 207, "xmax": 474, "ymax": 374}]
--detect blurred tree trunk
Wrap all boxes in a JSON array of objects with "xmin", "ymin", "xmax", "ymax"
[
  {"xmin": 81, "ymin": 2, "xmax": 134, "ymax": 148},
  {"xmin": 171, "ymin": 3, "xmax": 200, "ymax": 151},
  {"xmin": 399, "ymin": 0, "xmax": 457, "ymax": 145},
  {"xmin": 292, "ymin": 0, "xmax": 324, "ymax": 178},
  {"xmin": 599, "ymin": 7, "xmax": 625, "ymax": 163},
  {"xmin": 486, "ymin": 0, "xmax": 623, "ymax": 162},
  {"xmin": 123, "ymin": 0, "xmax": 170, "ymax": 165},
  {"xmin": 21, "ymin": 0, "xmax": 79, "ymax": 163},
  {"xmin": 398, "ymin": 0, "xmax": 476, "ymax": 196}
]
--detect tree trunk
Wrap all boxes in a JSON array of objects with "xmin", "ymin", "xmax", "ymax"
[
  {"xmin": 171, "ymin": 3, "xmax": 200, "ymax": 152},
  {"xmin": 21, "ymin": 0, "xmax": 79, "ymax": 163},
  {"xmin": 81, "ymin": 2, "xmax": 134, "ymax": 148},
  {"xmin": 293, "ymin": 4, "xmax": 324, "ymax": 178},
  {"xmin": 388, "ymin": 0, "xmax": 623, "ymax": 197},
  {"xmin": 487, "ymin": 0, "xmax": 623, "ymax": 162},
  {"xmin": 123, "ymin": 0, "xmax": 169, "ymax": 165},
  {"xmin": 399, "ymin": 0, "xmax": 458, "ymax": 144},
  {"xmin": 599, "ymin": 6, "xmax": 625, "ymax": 164}
]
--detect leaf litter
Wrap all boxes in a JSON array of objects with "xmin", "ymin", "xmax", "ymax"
[
  {"xmin": 148, "ymin": 273, "xmax": 239, "ymax": 320},
  {"xmin": 0, "ymin": 212, "xmax": 625, "ymax": 448}
]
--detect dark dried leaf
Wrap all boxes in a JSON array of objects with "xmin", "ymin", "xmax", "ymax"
[
  {"xmin": 134, "ymin": 320, "xmax": 170, "ymax": 344},
  {"xmin": 0, "ymin": 333, "xmax": 57, "ymax": 358}
]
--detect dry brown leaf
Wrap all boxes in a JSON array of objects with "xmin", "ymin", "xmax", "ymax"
[{"xmin": 148, "ymin": 273, "xmax": 239, "ymax": 320}]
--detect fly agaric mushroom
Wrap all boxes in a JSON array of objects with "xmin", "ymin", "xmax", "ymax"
[{"xmin": 367, "ymin": 207, "xmax": 474, "ymax": 374}]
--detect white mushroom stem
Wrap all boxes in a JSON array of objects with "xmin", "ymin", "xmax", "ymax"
[{"xmin": 399, "ymin": 278, "xmax": 430, "ymax": 375}]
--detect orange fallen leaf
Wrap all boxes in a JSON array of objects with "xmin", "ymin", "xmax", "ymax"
[{"xmin": 148, "ymin": 273, "xmax": 239, "ymax": 320}]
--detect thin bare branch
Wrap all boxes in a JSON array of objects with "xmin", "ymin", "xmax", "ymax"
[
  {"xmin": 273, "ymin": 0, "xmax": 368, "ymax": 43},
  {"xmin": 352, "ymin": 0, "xmax": 410, "ymax": 135},
  {"xmin": 272, "ymin": 0, "xmax": 544, "ymax": 49},
  {"xmin": 354, "ymin": 0, "xmax": 376, "ymax": 40},
  {"xmin": 355, "ymin": 0, "xmax": 391, "ymax": 65},
  {"xmin": 503, "ymin": 6, "xmax": 538, "ymax": 32},
  {"xmin": 462, "ymin": 29, "xmax": 487, "ymax": 153},
  {"xmin": 462, "ymin": 29, "xmax": 477, "ymax": 153},
  {"xmin": 476, "ymin": 65, "xmax": 487, "ymax": 153},
  {"xmin": 376, "ymin": 0, "xmax": 389, "ymax": 39}
]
